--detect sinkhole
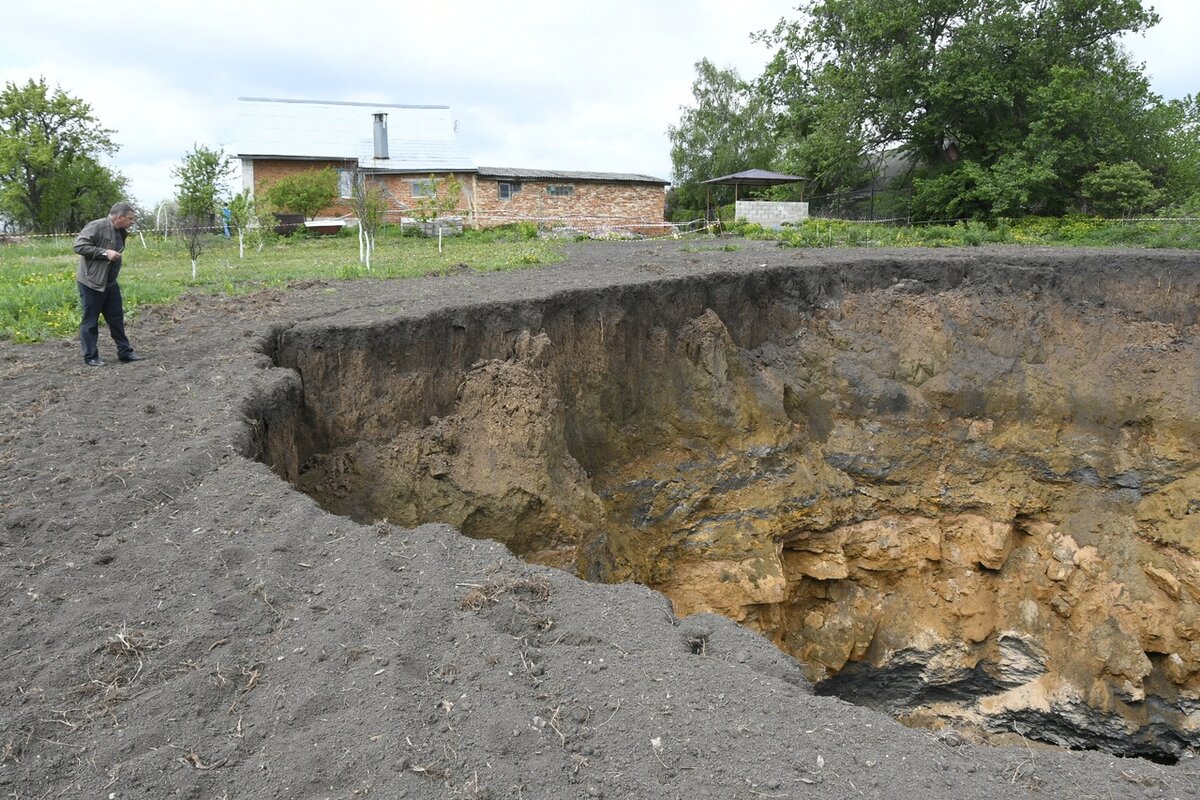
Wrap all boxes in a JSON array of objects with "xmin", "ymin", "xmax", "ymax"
[{"xmin": 253, "ymin": 253, "xmax": 1200, "ymax": 763}]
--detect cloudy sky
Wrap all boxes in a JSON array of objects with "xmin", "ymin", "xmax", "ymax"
[{"xmin": 3, "ymin": 0, "xmax": 1194, "ymax": 207}]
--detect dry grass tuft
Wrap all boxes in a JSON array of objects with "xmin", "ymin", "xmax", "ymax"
[
  {"xmin": 67, "ymin": 624, "xmax": 167, "ymax": 721},
  {"xmin": 459, "ymin": 575, "xmax": 553, "ymax": 611},
  {"xmin": 1, "ymin": 726, "xmax": 34, "ymax": 763}
]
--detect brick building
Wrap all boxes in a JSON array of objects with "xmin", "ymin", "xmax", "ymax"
[
  {"xmin": 235, "ymin": 98, "xmax": 668, "ymax": 233},
  {"xmin": 472, "ymin": 167, "xmax": 667, "ymax": 232}
]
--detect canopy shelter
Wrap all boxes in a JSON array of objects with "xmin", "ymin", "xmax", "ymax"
[{"xmin": 700, "ymin": 169, "xmax": 808, "ymax": 221}]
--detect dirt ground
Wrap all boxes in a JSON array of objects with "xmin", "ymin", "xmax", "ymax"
[{"xmin": 1, "ymin": 240, "xmax": 1196, "ymax": 799}]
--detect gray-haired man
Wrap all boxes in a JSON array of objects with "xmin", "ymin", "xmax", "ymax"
[{"xmin": 73, "ymin": 201, "xmax": 145, "ymax": 366}]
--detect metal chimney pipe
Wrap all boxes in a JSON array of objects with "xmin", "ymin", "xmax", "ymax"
[{"xmin": 373, "ymin": 113, "xmax": 389, "ymax": 159}]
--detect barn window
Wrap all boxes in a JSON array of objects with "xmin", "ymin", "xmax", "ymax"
[
  {"xmin": 546, "ymin": 185, "xmax": 574, "ymax": 197},
  {"xmin": 411, "ymin": 180, "xmax": 437, "ymax": 198},
  {"xmin": 498, "ymin": 182, "xmax": 522, "ymax": 200}
]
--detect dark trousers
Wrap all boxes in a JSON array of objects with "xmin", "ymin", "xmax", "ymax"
[{"xmin": 78, "ymin": 281, "xmax": 132, "ymax": 361}]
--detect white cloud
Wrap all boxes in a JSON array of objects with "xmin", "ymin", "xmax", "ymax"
[
  {"xmin": 1123, "ymin": 0, "xmax": 1200, "ymax": 99},
  {"xmin": 3, "ymin": 0, "xmax": 1192, "ymax": 206}
]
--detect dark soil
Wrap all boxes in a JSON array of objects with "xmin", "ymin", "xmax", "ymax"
[{"xmin": 1, "ymin": 240, "xmax": 1195, "ymax": 799}]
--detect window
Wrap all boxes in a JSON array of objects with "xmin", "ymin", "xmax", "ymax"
[
  {"xmin": 546, "ymin": 185, "xmax": 574, "ymax": 197},
  {"xmin": 411, "ymin": 180, "xmax": 437, "ymax": 198},
  {"xmin": 498, "ymin": 181, "xmax": 522, "ymax": 200},
  {"xmin": 338, "ymin": 170, "xmax": 353, "ymax": 199}
]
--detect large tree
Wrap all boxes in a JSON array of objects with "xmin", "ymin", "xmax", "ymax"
[
  {"xmin": 1151, "ymin": 94, "xmax": 1200, "ymax": 209},
  {"xmin": 0, "ymin": 78, "xmax": 124, "ymax": 232},
  {"xmin": 755, "ymin": 0, "xmax": 1177, "ymax": 218},
  {"xmin": 667, "ymin": 59, "xmax": 779, "ymax": 218},
  {"xmin": 40, "ymin": 154, "xmax": 129, "ymax": 233}
]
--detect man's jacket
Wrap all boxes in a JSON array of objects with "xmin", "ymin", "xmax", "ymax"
[{"xmin": 74, "ymin": 217, "xmax": 127, "ymax": 292}]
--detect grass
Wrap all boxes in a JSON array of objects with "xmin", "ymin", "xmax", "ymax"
[
  {"xmin": 0, "ymin": 225, "xmax": 563, "ymax": 342},
  {"xmin": 681, "ymin": 243, "xmax": 742, "ymax": 253},
  {"xmin": 731, "ymin": 215, "xmax": 1200, "ymax": 250},
  {"xmin": 5, "ymin": 215, "xmax": 1197, "ymax": 343}
]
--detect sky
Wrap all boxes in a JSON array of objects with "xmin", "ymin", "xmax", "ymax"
[{"xmin": 3, "ymin": 0, "xmax": 1195, "ymax": 207}]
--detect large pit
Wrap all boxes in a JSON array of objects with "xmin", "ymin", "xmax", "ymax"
[{"xmin": 255, "ymin": 251, "xmax": 1200, "ymax": 762}]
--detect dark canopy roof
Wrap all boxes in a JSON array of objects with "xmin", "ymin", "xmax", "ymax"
[{"xmin": 701, "ymin": 169, "xmax": 807, "ymax": 186}]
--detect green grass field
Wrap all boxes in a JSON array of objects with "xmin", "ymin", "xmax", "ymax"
[
  {"xmin": 0, "ymin": 226, "xmax": 563, "ymax": 342},
  {"xmin": 4, "ymin": 217, "xmax": 1197, "ymax": 343}
]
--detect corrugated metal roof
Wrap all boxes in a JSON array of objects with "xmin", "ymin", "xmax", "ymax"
[
  {"xmin": 235, "ymin": 97, "xmax": 477, "ymax": 172},
  {"xmin": 477, "ymin": 166, "xmax": 669, "ymax": 184}
]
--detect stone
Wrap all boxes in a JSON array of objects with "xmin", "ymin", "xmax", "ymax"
[
  {"xmin": 783, "ymin": 548, "xmax": 849, "ymax": 581},
  {"xmin": 941, "ymin": 514, "xmax": 1014, "ymax": 570},
  {"xmin": 1165, "ymin": 653, "xmax": 1190, "ymax": 684},
  {"xmin": 660, "ymin": 553, "xmax": 787, "ymax": 621},
  {"xmin": 1144, "ymin": 565, "xmax": 1182, "ymax": 599},
  {"xmin": 1046, "ymin": 561, "xmax": 1073, "ymax": 582}
]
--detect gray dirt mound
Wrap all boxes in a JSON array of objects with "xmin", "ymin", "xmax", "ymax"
[{"xmin": 1, "ymin": 241, "xmax": 1196, "ymax": 799}]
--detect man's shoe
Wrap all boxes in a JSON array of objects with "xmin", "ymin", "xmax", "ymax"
[
  {"xmin": 84, "ymin": 357, "xmax": 105, "ymax": 367},
  {"xmin": 119, "ymin": 352, "xmax": 145, "ymax": 362}
]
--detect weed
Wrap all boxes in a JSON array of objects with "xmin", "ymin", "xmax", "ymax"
[{"xmin": 761, "ymin": 216, "xmax": 1200, "ymax": 250}]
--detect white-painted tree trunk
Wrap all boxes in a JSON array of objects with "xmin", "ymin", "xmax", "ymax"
[
  {"xmin": 191, "ymin": 259, "xmax": 197, "ymax": 280},
  {"xmin": 238, "ymin": 230, "xmax": 244, "ymax": 259}
]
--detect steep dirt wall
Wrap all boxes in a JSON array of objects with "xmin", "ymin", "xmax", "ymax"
[{"xmin": 258, "ymin": 251, "xmax": 1200, "ymax": 760}]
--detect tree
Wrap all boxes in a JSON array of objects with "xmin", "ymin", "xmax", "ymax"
[
  {"xmin": 0, "ymin": 78, "xmax": 123, "ymax": 232},
  {"xmin": 667, "ymin": 59, "xmax": 779, "ymax": 218},
  {"xmin": 1149, "ymin": 94, "xmax": 1200, "ymax": 207},
  {"xmin": 410, "ymin": 174, "xmax": 464, "ymax": 224},
  {"xmin": 264, "ymin": 168, "xmax": 339, "ymax": 220},
  {"xmin": 755, "ymin": 0, "xmax": 1168, "ymax": 219},
  {"xmin": 38, "ymin": 153, "xmax": 128, "ymax": 233},
  {"xmin": 173, "ymin": 144, "xmax": 234, "ymax": 223},
  {"xmin": 172, "ymin": 144, "xmax": 234, "ymax": 280},
  {"xmin": 180, "ymin": 214, "xmax": 206, "ymax": 281},
  {"xmin": 346, "ymin": 169, "xmax": 389, "ymax": 270},
  {"xmin": 226, "ymin": 190, "xmax": 255, "ymax": 258}
]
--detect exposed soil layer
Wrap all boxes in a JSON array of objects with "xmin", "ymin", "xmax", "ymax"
[
  {"xmin": 267, "ymin": 248, "xmax": 1200, "ymax": 763},
  {"xmin": 2, "ymin": 241, "xmax": 1198, "ymax": 799}
]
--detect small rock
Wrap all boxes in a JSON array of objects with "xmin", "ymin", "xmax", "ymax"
[
  {"xmin": 889, "ymin": 279, "xmax": 926, "ymax": 294},
  {"xmin": 938, "ymin": 730, "xmax": 966, "ymax": 747},
  {"xmin": 1144, "ymin": 565, "xmax": 1181, "ymax": 599}
]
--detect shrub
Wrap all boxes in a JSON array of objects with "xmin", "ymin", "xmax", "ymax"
[
  {"xmin": 1080, "ymin": 162, "xmax": 1163, "ymax": 217},
  {"xmin": 265, "ymin": 168, "xmax": 339, "ymax": 219}
]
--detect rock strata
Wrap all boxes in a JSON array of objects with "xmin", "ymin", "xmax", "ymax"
[{"xmin": 269, "ymin": 254, "xmax": 1200, "ymax": 760}]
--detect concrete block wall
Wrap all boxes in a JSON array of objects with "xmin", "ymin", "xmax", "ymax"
[{"xmin": 736, "ymin": 200, "xmax": 810, "ymax": 227}]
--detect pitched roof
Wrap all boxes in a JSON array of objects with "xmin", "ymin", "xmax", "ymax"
[
  {"xmin": 477, "ymin": 166, "xmax": 669, "ymax": 185},
  {"xmin": 701, "ymin": 169, "xmax": 807, "ymax": 186},
  {"xmin": 235, "ymin": 97, "xmax": 476, "ymax": 172}
]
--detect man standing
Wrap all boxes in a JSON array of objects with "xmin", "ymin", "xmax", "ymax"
[{"xmin": 74, "ymin": 201, "xmax": 145, "ymax": 367}]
